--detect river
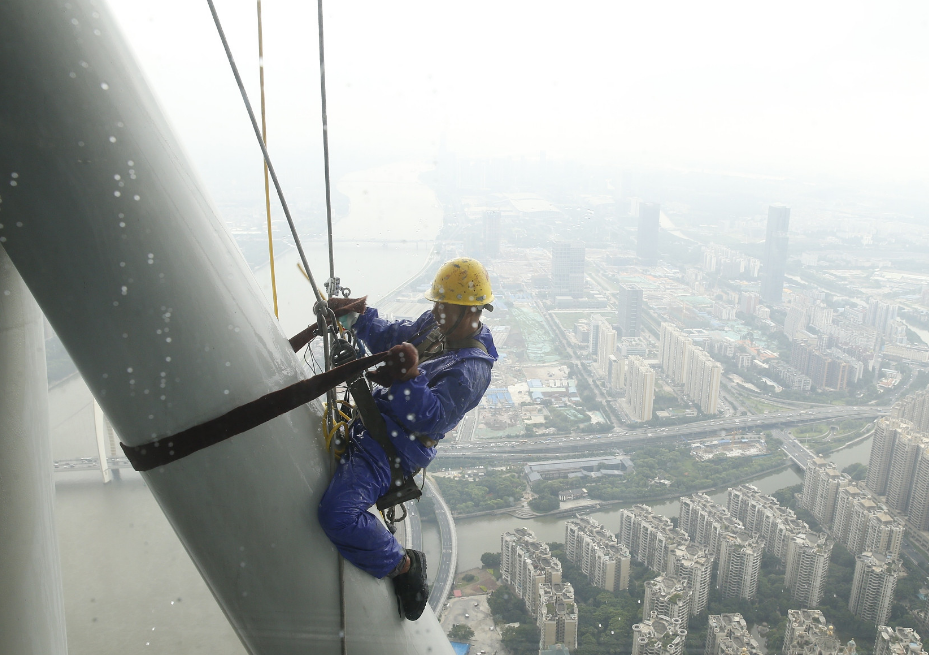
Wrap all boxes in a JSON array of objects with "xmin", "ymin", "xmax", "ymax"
[{"xmin": 441, "ymin": 436, "xmax": 876, "ymax": 571}]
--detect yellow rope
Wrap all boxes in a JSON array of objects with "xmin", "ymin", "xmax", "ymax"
[{"xmin": 256, "ymin": 0, "xmax": 279, "ymax": 317}]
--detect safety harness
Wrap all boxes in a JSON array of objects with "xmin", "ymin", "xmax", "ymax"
[{"xmin": 120, "ymin": 323, "xmax": 487, "ymax": 529}]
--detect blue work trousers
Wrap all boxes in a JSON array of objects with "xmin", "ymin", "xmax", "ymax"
[{"xmin": 317, "ymin": 434, "xmax": 406, "ymax": 578}]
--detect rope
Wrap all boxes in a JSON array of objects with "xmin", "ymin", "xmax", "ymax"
[
  {"xmin": 204, "ymin": 0, "xmax": 325, "ymax": 309},
  {"xmin": 256, "ymin": 0, "xmax": 279, "ymax": 317},
  {"xmin": 317, "ymin": 0, "xmax": 336, "ymax": 284}
]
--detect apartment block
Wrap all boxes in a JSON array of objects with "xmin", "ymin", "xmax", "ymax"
[
  {"xmin": 727, "ymin": 484, "xmax": 809, "ymax": 563},
  {"xmin": 658, "ymin": 322, "xmax": 721, "ymax": 414},
  {"xmin": 669, "ymin": 543, "xmax": 714, "ymax": 616},
  {"xmin": 849, "ymin": 552, "xmax": 901, "ymax": 626},
  {"xmin": 625, "ymin": 356, "xmax": 656, "ymax": 422},
  {"xmin": 500, "ymin": 528, "xmax": 562, "ymax": 615},
  {"xmin": 892, "ymin": 391, "xmax": 929, "ymax": 433},
  {"xmin": 833, "ymin": 485, "xmax": 904, "ymax": 556},
  {"xmin": 617, "ymin": 505, "xmax": 688, "ymax": 574},
  {"xmin": 618, "ymin": 284, "xmax": 644, "ymax": 338},
  {"xmin": 717, "ymin": 531, "xmax": 764, "ymax": 600},
  {"xmin": 785, "ymin": 532, "xmax": 833, "ymax": 607},
  {"xmin": 874, "ymin": 626, "xmax": 926, "ymax": 655},
  {"xmin": 679, "ymin": 493, "xmax": 744, "ymax": 561},
  {"xmin": 783, "ymin": 609, "xmax": 858, "ymax": 655},
  {"xmin": 644, "ymin": 576, "xmax": 692, "ymax": 630},
  {"xmin": 538, "ymin": 582, "xmax": 578, "ymax": 652},
  {"xmin": 867, "ymin": 418, "xmax": 913, "ymax": 497},
  {"xmin": 705, "ymin": 614, "xmax": 764, "ymax": 655},
  {"xmin": 632, "ymin": 613, "xmax": 687, "ymax": 655},
  {"xmin": 802, "ymin": 458, "xmax": 850, "ymax": 528},
  {"xmin": 565, "ymin": 517, "xmax": 631, "ymax": 592}
]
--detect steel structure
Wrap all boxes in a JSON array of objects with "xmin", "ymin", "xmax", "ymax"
[{"xmin": 0, "ymin": 1, "xmax": 452, "ymax": 653}]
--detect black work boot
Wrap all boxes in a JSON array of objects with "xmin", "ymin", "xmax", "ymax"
[{"xmin": 391, "ymin": 549, "xmax": 428, "ymax": 621}]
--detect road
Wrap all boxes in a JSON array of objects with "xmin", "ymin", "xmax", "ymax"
[
  {"xmin": 775, "ymin": 429, "xmax": 816, "ymax": 468},
  {"xmin": 438, "ymin": 405, "xmax": 887, "ymax": 458},
  {"xmin": 425, "ymin": 475, "xmax": 457, "ymax": 614}
]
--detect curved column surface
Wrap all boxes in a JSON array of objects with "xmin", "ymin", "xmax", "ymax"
[
  {"xmin": 0, "ymin": 246, "xmax": 69, "ymax": 655},
  {"xmin": 0, "ymin": 2, "xmax": 452, "ymax": 653}
]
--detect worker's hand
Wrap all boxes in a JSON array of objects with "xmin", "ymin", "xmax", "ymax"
[
  {"xmin": 327, "ymin": 296, "xmax": 367, "ymax": 318},
  {"xmin": 368, "ymin": 342, "xmax": 419, "ymax": 387}
]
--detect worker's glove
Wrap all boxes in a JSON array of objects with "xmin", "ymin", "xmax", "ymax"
[
  {"xmin": 368, "ymin": 342, "xmax": 419, "ymax": 387},
  {"xmin": 327, "ymin": 296, "xmax": 367, "ymax": 318},
  {"xmin": 328, "ymin": 296, "xmax": 367, "ymax": 329}
]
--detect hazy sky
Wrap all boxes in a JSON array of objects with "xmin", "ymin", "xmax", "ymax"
[{"xmin": 108, "ymin": 0, "xmax": 929, "ymax": 191}]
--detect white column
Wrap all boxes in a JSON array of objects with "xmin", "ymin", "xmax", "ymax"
[{"xmin": 0, "ymin": 246, "xmax": 68, "ymax": 654}]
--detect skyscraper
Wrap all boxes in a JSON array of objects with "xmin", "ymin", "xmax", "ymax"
[
  {"xmin": 716, "ymin": 531, "xmax": 764, "ymax": 600},
  {"xmin": 637, "ymin": 202, "xmax": 660, "ymax": 265},
  {"xmin": 617, "ymin": 284, "xmax": 643, "ymax": 337},
  {"xmin": 874, "ymin": 626, "xmax": 926, "ymax": 655},
  {"xmin": 551, "ymin": 241, "xmax": 586, "ymax": 297},
  {"xmin": 785, "ymin": 531, "xmax": 832, "ymax": 607},
  {"xmin": 644, "ymin": 576, "xmax": 692, "ymax": 630},
  {"xmin": 482, "ymin": 210, "xmax": 501, "ymax": 258},
  {"xmin": 760, "ymin": 205, "xmax": 790, "ymax": 303}
]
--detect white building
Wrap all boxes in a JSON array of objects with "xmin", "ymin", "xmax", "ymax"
[
  {"xmin": 849, "ymin": 552, "xmax": 901, "ymax": 626},
  {"xmin": 500, "ymin": 528, "xmax": 562, "ymax": 615},
  {"xmin": 716, "ymin": 531, "xmax": 764, "ymax": 600},
  {"xmin": 538, "ymin": 582, "xmax": 578, "ymax": 652},
  {"xmin": 564, "ymin": 517, "xmax": 630, "ymax": 593},
  {"xmin": 874, "ymin": 626, "xmax": 926, "ymax": 655},
  {"xmin": 644, "ymin": 576, "xmax": 692, "ymax": 630},
  {"xmin": 705, "ymin": 614, "xmax": 764, "ymax": 655},
  {"xmin": 785, "ymin": 532, "xmax": 833, "ymax": 608},
  {"xmin": 625, "ymin": 356, "xmax": 655, "ymax": 422},
  {"xmin": 783, "ymin": 609, "xmax": 857, "ymax": 655},
  {"xmin": 632, "ymin": 613, "xmax": 687, "ymax": 655}
]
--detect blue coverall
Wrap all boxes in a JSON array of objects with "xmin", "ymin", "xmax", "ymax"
[{"xmin": 318, "ymin": 307, "xmax": 498, "ymax": 578}]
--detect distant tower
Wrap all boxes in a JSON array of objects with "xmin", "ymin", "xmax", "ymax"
[
  {"xmin": 551, "ymin": 241, "xmax": 586, "ymax": 297},
  {"xmin": 761, "ymin": 205, "xmax": 790, "ymax": 303},
  {"xmin": 617, "ymin": 284, "xmax": 643, "ymax": 337},
  {"xmin": 637, "ymin": 202, "xmax": 660, "ymax": 265},
  {"xmin": 482, "ymin": 210, "xmax": 501, "ymax": 258}
]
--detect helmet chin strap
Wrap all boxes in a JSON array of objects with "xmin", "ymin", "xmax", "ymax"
[{"xmin": 440, "ymin": 305, "xmax": 479, "ymax": 340}]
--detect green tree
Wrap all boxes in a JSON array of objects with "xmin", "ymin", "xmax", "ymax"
[
  {"xmin": 447, "ymin": 624, "xmax": 474, "ymax": 641},
  {"xmin": 481, "ymin": 552, "xmax": 501, "ymax": 570}
]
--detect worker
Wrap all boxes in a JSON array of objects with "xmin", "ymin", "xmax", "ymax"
[{"xmin": 318, "ymin": 257, "xmax": 497, "ymax": 621}]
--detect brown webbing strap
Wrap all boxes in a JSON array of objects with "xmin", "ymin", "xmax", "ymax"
[{"xmin": 120, "ymin": 352, "xmax": 387, "ymax": 471}]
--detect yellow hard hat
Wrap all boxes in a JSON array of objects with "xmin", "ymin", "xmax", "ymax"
[{"xmin": 425, "ymin": 257, "xmax": 495, "ymax": 306}]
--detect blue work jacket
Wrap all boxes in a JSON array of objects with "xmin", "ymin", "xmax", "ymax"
[{"xmin": 350, "ymin": 308, "xmax": 497, "ymax": 473}]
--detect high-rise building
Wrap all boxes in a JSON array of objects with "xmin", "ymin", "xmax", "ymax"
[
  {"xmin": 596, "ymin": 320, "xmax": 618, "ymax": 374},
  {"xmin": 801, "ymin": 458, "xmax": 850, "ymax": 528},
  {"xmin": 607, "ymin": 355, "xmax": 627, "ymax": 391},
  {"xmin": 849, "ymin": 552, "xmax": 901, "ymax": 626},
  {"xmin": 705, "ymin": 614, "xmax": 764, "ymax": 655},
  {"xmin": 739, "ymin": 292, "xmax": 761, "ymax": 317},
  {"xmin": 637, "ymin": 202, "xmax": 660, "ymax": 265},
  {"xmin": 783, "ymin": 609, "xmax": 857, "ymax": 655},
  {"xmin": 565, "ymin": 517, "xmax": 631, "ymax": 593},
  {"xmin": 618, "ymin": 284, "xmax": 644, "ymax": 338},
  {"xmin": 632, "ymin": 613, "xmax": 687, "ymax": 655},
  {"xmin": 538, "ymin": 582, "xmax": 578, "ymax": 651},
  {"xmin": 685, "ymin": 348, "xmax": 722, "ymax": 416},
  {"xmin": 500, "ymin": 528, "xmax": 562, "ymax": 615},
  {"xmin": 644, "ymin": 576, "xmax": 692, "ymax": 629},
  {"xmin": 886, "ymin": 426, "xmax": 929, "ymax": 515},
  {"xmin": 867, "ymin": 418, "xmax": 912, "ymax": 496},
  {"xmin": 761, "ymin": 205, "xmax": 790, "ymax": 304},
  {"xmin": 617, "ymin": 505, "xmax": 688, "ymax": 574},
  {"xmin": 668, "ymin": 543, "xmax": 714, "ymax": 616},
  {"xmin": 551, "ymin": 241, "xmax": 585, "ymax": 297},
  {"xmin": 659, "ymin": 323, "xmax": 693, "ymax": 385},
  {"xmin": 482, "ymin": 210, "xmax": 501, "ymax": 258},
  {"xmin": 867, "ymin": 299, "xmax": 899, "ymax": 336},
  {"xmin": 716, "ymin": 531, "xmax": 764, "ymax": 600},
  {"xmin": 892, "ymin": 390, "xmax": 929, "ymax": 433},
  {"xmin": 625, "ymin": 356, "xmax": 656, "ymax": 422},
  {"xmin": 679, "ymin": 493, "xmax": 744, "ymax": 561},
  {"xmin": 785, "ymin": 532, "xmax": 833, "ymax": 607},
  {"xmin": 659, "ymin": 323, "xmax": 721, "ymax": 414},
  {"xmin": 727, "ymin": 484, "xmax": 810, "ymax": 564},
  {"xmin": 832, "ymin": 485, "xmax": 904, "ymax": 557},
  {"xmin": 874, "ymin": 626, "xmax": 926, "ymax": 655}
]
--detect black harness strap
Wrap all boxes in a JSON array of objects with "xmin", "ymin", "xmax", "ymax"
[{"xmin": 120, "ymin": 352, "xmax": 387, "ymax": 472}]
